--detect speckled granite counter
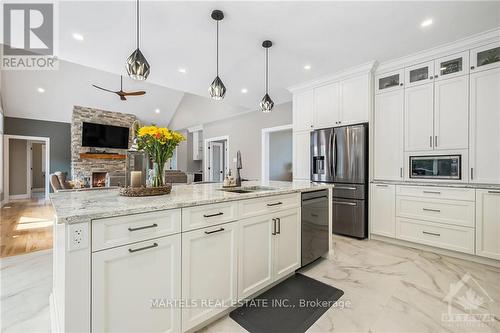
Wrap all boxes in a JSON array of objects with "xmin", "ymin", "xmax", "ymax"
[
  {"xmin": 371, "ymin": 180, "xmax": 500, "ymax": 190},
  {"xmin": 50, "ymin": 180, "xmax": 333, "ymax": 224}
]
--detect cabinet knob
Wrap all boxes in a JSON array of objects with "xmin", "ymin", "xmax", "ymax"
[
  {"xmin": 471, "ymin": 66, "xmax": 475, "ymax": 70},
  {"xmin": 429, "ymin": 76, "xmax": 433, "ymax": 80},
  {"xmin": 399, "ymin": 83, "xmax": 403, "ymax": 86},
  {"xmin": 435, "ymin": 75, "xmax": 438, "ymax": 78}
]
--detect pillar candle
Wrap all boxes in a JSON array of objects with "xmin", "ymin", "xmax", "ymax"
[{"xmin": 130, "ymin": 171, "xmax": 142, "ymax": 187}]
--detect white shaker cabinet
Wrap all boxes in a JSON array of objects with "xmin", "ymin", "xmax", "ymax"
[
  {"xmin": 273, "ymin": 209, "xmax": 301, "ymax": 280},
  {"xmin": 293, "ymin": 90, "xmax": 314, "ymax": 132},
  {"xmin": 374, "ymin": 89, "xmax": 404, "ymax": 180},
  {"xmin": 470, "ymin": 41, "xmax": 500, "ymax": 73},
  {"xmin": 340, "ymin": 74, "xmax": 370, "ymax": 125},
  {"xmin": 469, "ymin": 67, "xmax": 500, "ymax": 184},
  {"xmin": 476, "ymin": 189, "xmax": 500, "ymax": 260},
  {"xmin": 238, "ymin": 215, "xmax": 274, "ymax": 299},
  {"xmin": 314, "ymin": 82, "xmax": 340, "ymax": 128},
  {"xmin": 182, "ymin": 222, "xmax": 238, "ymax": 332},
  {"xmin": 434, "ymin": 75, "xmax": 469, "ymax": 150},
  {"xmin": 293, "ymin": 131, "xmax": 311, "ymax": 181},
  {"xmin": 404, "ymin": 83, "xmax": 434, "ymax": 151},
  {"xmin": 375, "ymin": 69, "xmax": 404, "ymax": 94},
  {"xmin": 92, "ymin": 235, "xmax": 181, "ymax": 333},
  {"xmin": 370, "ymin": 184, "xmax": 396, "ymax": 238}
]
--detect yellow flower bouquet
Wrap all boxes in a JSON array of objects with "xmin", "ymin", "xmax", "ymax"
[{"xmin": 137, "ymin": 125, "xmax": 185, "ymax": 187}]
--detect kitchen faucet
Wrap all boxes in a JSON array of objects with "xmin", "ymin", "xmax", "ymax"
[{"xmin": 235, "ymin": 150, "xmax": 242, "ymax": 187}]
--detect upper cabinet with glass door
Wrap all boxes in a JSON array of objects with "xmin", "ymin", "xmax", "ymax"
[
  {"xmin": 375, "ymin": 69, "xmax": 404, "ymax": 94},
  {"xmin": 434, "ymin": 51, "xmax": 469, "ymax": 81},
  {"xmin": 471, "ymin": 42, "xmax": 500, "ymax": 73},
  {"xmin": 405, "ymin": 61, "xmax": 434, "ymax": 88}
]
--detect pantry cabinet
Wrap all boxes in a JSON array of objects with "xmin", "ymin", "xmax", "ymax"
[
  {"xmin": 181, "ymin": 222, "xmax": 238, "ymax": 331},
  {"xmin": 92, "ymin": 235, "xmax": 181, "ymax": 333},
  {"xmin": 370, "ymin": 184, "xmax": 396, "ymax": 237},
  {"xmin": 293, "ymin": 131, "xmax": 311, "ymax": 181},
  {"xmin": 476, "ymin": 189, "xmax": 500, "ymax": 260},
  {"xmin": 404, "ymin": 83, "xmax": 434, "ymax": 151},
  {"xmin": 373, "ymin": 89, "xmax": 404, "ymax": 180},
  {"xmin": 293, "ymin": 90, "xmax": 314, "ymax": 131},
  {"xmin": 469, "ymin": 67, "xmax": 500, "ymax": 184},
  {"xmin": 313, "ymin": 82, "xmax": 340, "ymax": 128}
]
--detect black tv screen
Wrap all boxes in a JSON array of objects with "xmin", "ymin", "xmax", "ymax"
[{"xmin": 82, "ymin": 122, "xmax": 129, "ymax": 149}]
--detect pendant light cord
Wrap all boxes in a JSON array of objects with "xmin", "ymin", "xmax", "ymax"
[
  {"xmin": 136, "ymin": 0, "xmax": 139, "ymax": 49},
  {"xmin": 265, "ymin": 48, "xmax": 269, "ymax": 94},
  {"xmin": 216, "ymin": 21, "xmax": 219, "ymax": 76}
]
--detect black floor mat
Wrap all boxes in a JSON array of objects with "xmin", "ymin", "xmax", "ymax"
[{"xmin": 229, "ymin": 273, "xmax": 344, "ymax": 333}]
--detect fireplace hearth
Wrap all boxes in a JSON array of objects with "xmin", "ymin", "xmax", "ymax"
[{"xmin": 92, "ymin": 172, "xmax": 107, "ymax": 187}]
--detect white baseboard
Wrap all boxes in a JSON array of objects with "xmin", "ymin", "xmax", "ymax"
[
  {"xmin": 9, "ymin": 194, "xmax": 29, "ymax": 200},
  {"xmin": 49, "ymin": 293, "xmax": 60, "ymax": 333},
  {"xmin": 370, "ymin": 234, "xmax": 500, "ymax": 268}
]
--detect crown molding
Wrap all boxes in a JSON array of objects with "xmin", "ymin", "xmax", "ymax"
[
  {"xmin": 187, "ymin": 125, "xmax": 203, "ymax": 133},
  {"xmin": 375, "ymin": 27, "xmax": 500, "ymax": 74},
  {"xmin": 287, "ymin": 60, "xmax": 377, "ymax": 93}
]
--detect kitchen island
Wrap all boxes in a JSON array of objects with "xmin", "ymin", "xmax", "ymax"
[{"xmin": 49, "ymin": 181, "xmax": 333, "ymax": 333}]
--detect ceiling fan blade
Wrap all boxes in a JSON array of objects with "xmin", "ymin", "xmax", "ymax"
[
  {"xmin": 121, "ymin": 91, "xmax": 146, "ymax": 96},
  {"xmin": 92, "ymin": 84, "xmax": 118, "ymax": 94}
]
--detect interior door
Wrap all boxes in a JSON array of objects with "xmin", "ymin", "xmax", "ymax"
[
  {"xmin": 209, "ymin": 142, "xmax": 224, "ymax": 182},
  {"xmin": 434, "ymin": 75, "xmax": 469, "ymax": 150},
  {"xmin": 238, "ymin": 215, "xmax": 274, "ymax": 299},
  {"xmin": 273, "ymin": 208, "xmax": 300, "ymax": 281},
  {"xmin": 404, "ymin": 83, "xmax": 434, "ymax": 151},
  {"xmin": 92, "ymin": 235, "xmax": 181, "ymax": 333}
]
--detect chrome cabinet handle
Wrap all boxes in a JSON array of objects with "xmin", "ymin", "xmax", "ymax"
[
  {"xmin": 471, "ymin": 168, "xmax": 474, "ymax": 180},
  {"xmin": 204, "ymin": 227, "xmax": 225, "ymax": 235},
  {"xmin": 128, "ymin": 223, "xmax": 158, "ymax": 232},
  {"xmin": 429, "ymin": 136, "xmax": 433, "ymax": 148},
  {"xmin": 423, "ymin": 191, "xmax": 441, "ymax": 194},
  {"xmin": 267, "ymin": 202, "xmax": 283, "ymax": 207},
  {"xmin": 335, "ymin": 187, "xmax": 357, "ymax": 191},
  {"xmin": 203, "ymin": 212, "xmax": 224, "ymax": 218},
  {"xmin": 128, "ymin": 242, "xmax": 158, "ymax": 253},
  {"xmin": 272, "ymin": 218, "xmax": 277, "ymax": 235},
  {"xmin": 334, "ymin": 201, "xmax": 357, "ymax": 206},
  {"xmin": 435, "ymin": 136, "xmax": 438, "ymax": 147},
  {"xmin": 422, "ymin": 231, "xmax": 440, "ymax": 237},
  {"xmin": 276, "ymin": 218, "xmax": 281, "ymax": 235},
  {"xmin": 376, "ymin": 184, "xmax": 389, "ymax": 187},
  {"xmin": 302, "ymin": 196, "xmax": 328, "ymax": 202},
  {"xmin": 488, "ymin": 190, "xmax": 500, "ymax": 194},
  {"xmin": 423, "ymin": 208, "xmax": 441, "ymax": 213},
  {"xmin": 400, "ymin": 167, "xmax": 403, "ymax": 178}
]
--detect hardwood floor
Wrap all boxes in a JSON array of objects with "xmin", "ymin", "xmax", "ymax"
[{"xmin": 1, "ymin": 197, "xmax": 54, "ymax": 258}]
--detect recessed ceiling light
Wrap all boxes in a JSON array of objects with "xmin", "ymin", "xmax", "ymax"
[
  {"xmin": 37, "ymin": 87, "xmax": 45, "ymax": 93},
  {"xmin": 304, "ymin": 65, "xmax": 311, "ymax": 70},
  {"xmin": 420, "ymin": 19, "xmax": 433, "ymax": 28},
  {"xmin": 178, "ymin": 68, "xmax": 187, "ymax": 74},
  {"xmin": 155, "ymin": 108, "xmax": 160, "ymax": 114},
  {"xmin": 72, "ymin": 32, "xmax": 84, "ymax": 41},
  {"xmin": 241, "ymin": 88, "xmax": 248, "ymax": 94}
]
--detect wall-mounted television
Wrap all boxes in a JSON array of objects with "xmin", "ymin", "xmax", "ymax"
[{"xmin": 82, "ymin": 122, "xmax": 129, "ymax": 149}]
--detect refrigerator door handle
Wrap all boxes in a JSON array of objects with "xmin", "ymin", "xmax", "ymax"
[{"xmin": 332, "ymin": 132, "xmax": 337, "ymax": 178}]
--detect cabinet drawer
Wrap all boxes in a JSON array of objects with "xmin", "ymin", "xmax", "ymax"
[
  {"xmin": 396, "ymin": 217, "xmax": 474, "ymax": 254},
  {"xmin": 182, "ymin": 201, "xmax": 238, "ymax": 232},
  {"xmin": 396, "ymin": 185, "xmax": 475, "ymax": 201},
  {"xmin": 92, "ymin": 209, "xmax": 181, "ymax": 252},
  {"xmin": 239, "ymin": 194, "xmax": 300, "ymax": 219},
  {"xmin": 396, "ymin": 196, "xmax": 474, "ymax": 227}
]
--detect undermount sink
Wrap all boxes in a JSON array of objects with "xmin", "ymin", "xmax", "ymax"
[{"xmin": 219, "ymin": 186, "xmax": 277, "ymax": 194}]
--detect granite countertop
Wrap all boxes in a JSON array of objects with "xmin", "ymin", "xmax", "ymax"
[
  {"xmin": 371, "ymin": 180, "xmax": 500, "ymax": 190},
  {"xmin": 50, "ymin": 180, "xmax": 333, "ymax": 224}
]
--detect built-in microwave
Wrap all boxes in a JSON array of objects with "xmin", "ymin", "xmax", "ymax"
[{"xmin": 409, "ymin": 155, "xmax": 461, "ymax": 180}]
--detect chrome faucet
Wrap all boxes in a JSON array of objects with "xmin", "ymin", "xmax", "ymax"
[{"xmin": 235, "ymin": 150, "xmax": 242, "ymax": 187}]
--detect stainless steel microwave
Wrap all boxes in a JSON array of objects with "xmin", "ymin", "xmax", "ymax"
[{"xmin": 409, "ymin": 155, "xmax": 461, "ymax": 180}]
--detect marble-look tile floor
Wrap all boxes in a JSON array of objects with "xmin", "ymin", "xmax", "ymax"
[{"xmin": 1, "ymin": 236, "xmax": 499, "ymax": 332}]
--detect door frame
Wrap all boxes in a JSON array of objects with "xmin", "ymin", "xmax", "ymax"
[
  {"xmin": 261, "ymin": 124, "xmax": 293, "ymax": 182},
  {"xmin": 3, "ymin": 135, "xmax": 50, "ymax": 203},
  {"xmin": 204, "ymin": 135, "xmax": 229, "ymax": 182}
]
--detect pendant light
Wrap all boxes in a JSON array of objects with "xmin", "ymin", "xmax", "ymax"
[
  {"xmin": 260, "ymin": 40, "xmax": 274, "ymax": 113},
  {"xmin": 208, "ymin": 10, "xmax": 226, "ymax": 100},
  {"xmin": 126, "ymin": 0, "xmax": 150, "ymax": 80}
]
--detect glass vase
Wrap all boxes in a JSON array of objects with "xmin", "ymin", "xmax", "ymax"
[{"xmin": 152, "ymin": 162, "xmax": 165, "ymax": 187}]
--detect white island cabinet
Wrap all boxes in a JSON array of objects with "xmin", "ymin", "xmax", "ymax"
[{"xmin": 50, "ymin": 181, "xmax": 330, "ymax": 333}]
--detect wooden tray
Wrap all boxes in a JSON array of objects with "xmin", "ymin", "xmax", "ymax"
[{"xmin": 119, "ymin": 184, "xmax": 172, "ymax": 197}]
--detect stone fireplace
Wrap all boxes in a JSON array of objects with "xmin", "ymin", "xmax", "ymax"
[
  {"xmin": 71, "ymin": 106, "xmax": 136, "ymax": 183},
  {"xmin": 92, "ymin": 172, "xmax": 107, "ymax": 188}
]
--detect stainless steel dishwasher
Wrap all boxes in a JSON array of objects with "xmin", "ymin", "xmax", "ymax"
[{"xmin": 301, "ymin": 190, "xmax": 329, "ymax": 267}]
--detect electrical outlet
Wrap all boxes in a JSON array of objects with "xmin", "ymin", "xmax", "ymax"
[{"xmin": 68, "ymin": 223, "xmax": 89, "ymax": 251}]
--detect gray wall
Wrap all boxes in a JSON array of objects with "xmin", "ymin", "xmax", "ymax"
[
  {"xmin": 203, "ymin": 102, "xmax": 292, "ymax": 180},
  {"xmin": 186, "ymin": 132, "xmax": 203, "ymax": 172},
  {"xmin": 5, "ymin": 117, "xmax": 71, "ymax": 176},
  {"xmin": 9, "ymin": 139, "xmax": 27, "ymax": 195},
  {"xmin": 269, "ymin": 129, "xmax": 293, "ymax": 181}
]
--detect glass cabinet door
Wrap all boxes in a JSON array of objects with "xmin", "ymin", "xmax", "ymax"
[
  {"xmin": 405, "ymin": 61, "xmax": 434, "ymax": 88},
  {"xmin": 376, "ymin": 70, "xmax": 404, "ymax": 93},
  {"xmin": 471, "ymin": 42, "xmax": 500, "ymax": 72},
  {"xmin": 435, "ymin": 51, "xmax": 469, "ymax": 81}
]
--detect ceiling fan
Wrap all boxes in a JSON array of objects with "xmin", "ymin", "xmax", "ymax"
[{"xmin": 92, "ymin": 76, "xmax": 146, "ymax": 101}]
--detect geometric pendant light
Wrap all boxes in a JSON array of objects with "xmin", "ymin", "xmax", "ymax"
[
  {"xmin": 126, "ymin": 0, "xmax": 150, "ymax": 80},
  {"xmin": 260, "ymin": 40, "xmax": 274, "ymax": 113},
  {"xmin": 208, "ymin": 9, "xmax": 226, "ymax": 100}
]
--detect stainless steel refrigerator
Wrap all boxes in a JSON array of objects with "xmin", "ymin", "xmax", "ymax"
[{"xmin": 311, "ymin": 123, "xmax": 368, "ymax": 238}]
